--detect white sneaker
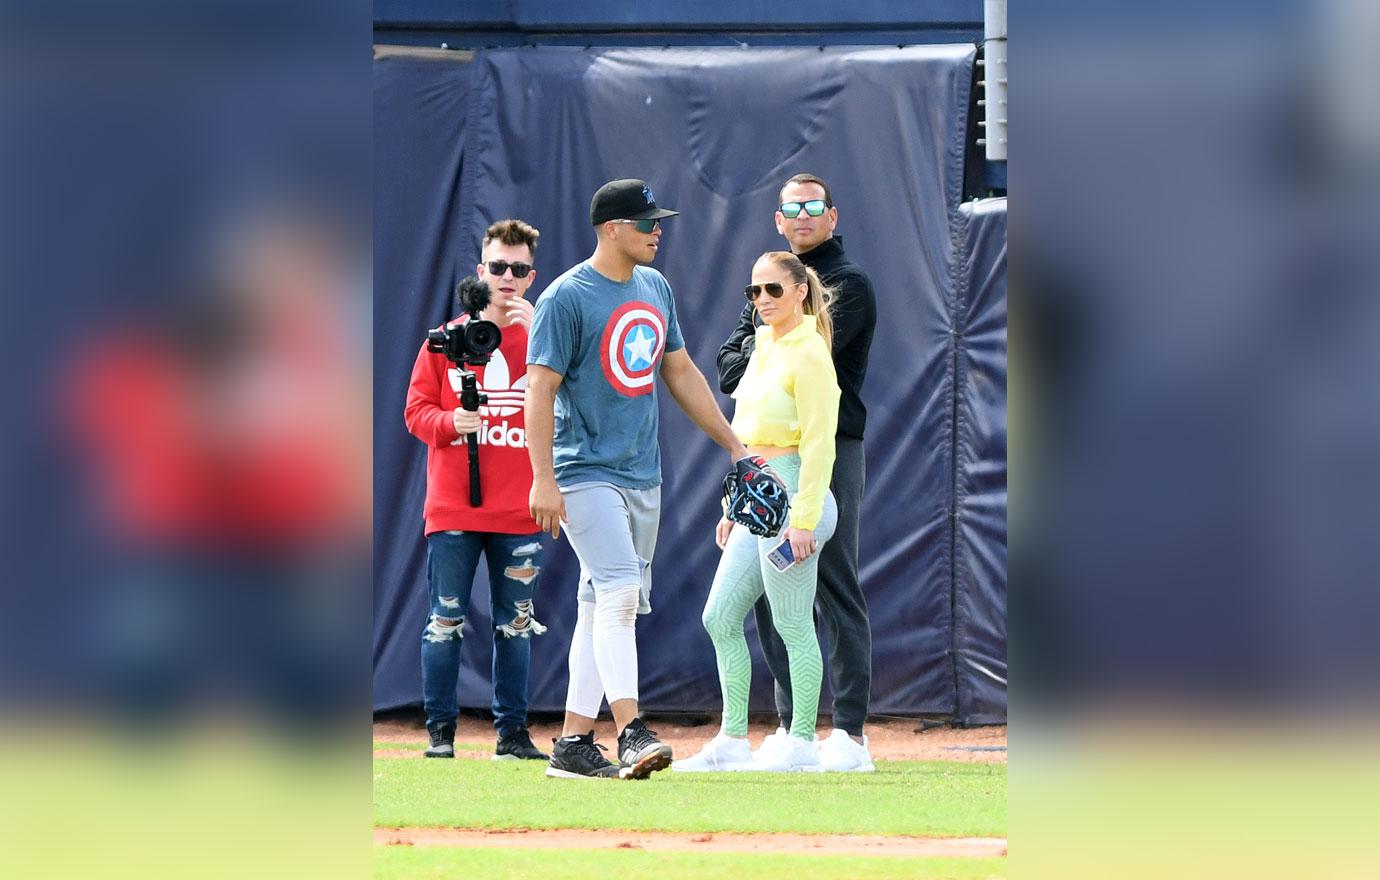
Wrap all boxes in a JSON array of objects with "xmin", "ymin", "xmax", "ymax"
[
  {"xmin": 672, "ymin": 733, "xmax": 752, "ymax": 772},
  {"xmin": 745, "ymin": 732, "xmax": 821, "ymax": 772},
  {"xmin": 749, "ymin": 726, "xmax": 790, "ymax": 762},
  {"xmin": 817, "ymin": 728, "xmax": 875, "ymax": 772}
]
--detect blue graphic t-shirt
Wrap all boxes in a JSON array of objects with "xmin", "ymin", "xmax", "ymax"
[{"xmin": 527, "ymin": 261, "xmax": 685, "ymax": 489}]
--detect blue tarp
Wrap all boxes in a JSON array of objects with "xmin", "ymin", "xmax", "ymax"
[{"xmin": 373, "ymin": 45, "xmax": 1006, "ymax": 722}]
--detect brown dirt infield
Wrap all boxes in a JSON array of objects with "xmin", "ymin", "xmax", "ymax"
[
  {"xmin": 374, "ymin": 714, "xmax": 1006, "ymax": 764},
  {"xmin": 375, "ymin": 827, "xmax": 1007, "ymax": 858}
]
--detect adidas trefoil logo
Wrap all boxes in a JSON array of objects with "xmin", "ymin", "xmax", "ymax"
[{"xmin": 448, "ymin": 349, "xmax": 528, "ymax": 448}]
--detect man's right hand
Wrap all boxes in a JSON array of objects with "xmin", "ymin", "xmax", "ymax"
[
  {"xmin": 529, "ymin": 476, "xmax": 567, "ymax": 539},
  {"xmin": 453, "ymin": 408, "xmax": 481, "ymax": 436}
]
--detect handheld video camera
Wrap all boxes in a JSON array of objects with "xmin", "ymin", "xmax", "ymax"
[
  {"xmin": 426, "ymin": 276, "xmax": 502, "ymax": 366},
  {"xmin": 424, "ymin": 276, "xmax": 505, "ymax": 507}
]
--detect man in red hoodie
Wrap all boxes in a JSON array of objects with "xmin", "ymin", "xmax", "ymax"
[{"xmin": 404, "ymin": 219, "xmax": 549, "ymax": 761}]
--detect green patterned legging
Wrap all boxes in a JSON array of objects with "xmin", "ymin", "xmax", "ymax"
[{"xmin": 701, "ymin": 454, "xmax": 838, "ymax": 741}]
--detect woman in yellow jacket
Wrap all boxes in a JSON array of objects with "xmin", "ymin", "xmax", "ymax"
[{"xmin": 676, "ymin": 251, "xmax": 840, "ymax": 773}]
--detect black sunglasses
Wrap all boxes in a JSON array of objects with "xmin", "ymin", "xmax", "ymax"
[
  {"xmin": 610, "ymin": 218, "xmax": 661, "ymax": 234},
  {"xmin": 779, "ymin": 199, "xmax": 828, "ymax": 218},
  {"xmin": 744, "ymin": 282, "xmax": 785, "ymax": 301},
  {"xmin": 485, "ymin": 260, "xmax": 533, "ymax": 278}
]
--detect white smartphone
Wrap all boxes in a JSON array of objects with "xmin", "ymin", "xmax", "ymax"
[{"xmin": 766, "ymin": 538, "xmax": 797, "ymax": 572}]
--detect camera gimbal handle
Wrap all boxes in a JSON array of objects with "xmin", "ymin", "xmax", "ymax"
[{"xmin": 459, "ymin": 370, "xmax": 486, "ymax": 506}]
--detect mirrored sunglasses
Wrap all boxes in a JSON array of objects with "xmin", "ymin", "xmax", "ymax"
[
  {"xmin": 744, "ymin": 282, "xmax": 785, "ymax": 302},
  {"xmin": 779, "ymin": 199, "xmax": 828, "ymax": 218},
  {"xmin": 485, "ymin": 260, "xmax": 533, "ymax": 278},
  {"xmin": 610, "ymin": 218, "xmax": 661, "ymax": 234}
]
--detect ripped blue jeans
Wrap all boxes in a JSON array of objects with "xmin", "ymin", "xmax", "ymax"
[{"xmin": 422, "ymin": 530, "xmax": 545, "ymax": 736}]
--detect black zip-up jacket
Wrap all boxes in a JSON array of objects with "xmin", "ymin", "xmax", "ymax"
[{"xmin": 716, "ymin": 236, "xmax": 876, "ymax": 440}]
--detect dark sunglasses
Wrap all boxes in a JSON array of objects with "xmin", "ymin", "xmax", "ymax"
[
  {"xmin": 744, "ymin": 282, "xmax": 785, "ymax": 301},
  {"xmin": 779, "ymin": 199, "xmax": 828, "ymax": 218},
  {"xmin": 484, "ymin": 260, "xmax": 533, "ymax": 278},
  {"xmin": 611, "ymin": 218, "xmax": 661, "ymax": 234}
]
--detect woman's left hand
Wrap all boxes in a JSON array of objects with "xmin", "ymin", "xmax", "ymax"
[{"xmin": 786, "ymin": 526, "xmax": 817, "ymax": 563}]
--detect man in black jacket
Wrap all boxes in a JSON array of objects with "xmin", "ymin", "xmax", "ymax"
[{"xmin": 716, "ymin": 172, "xmax": 878, "ymax": 772}]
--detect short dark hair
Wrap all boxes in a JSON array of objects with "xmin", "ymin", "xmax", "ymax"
[
  {"xmin": 482, "ymin": 219, "xmax": 540, "ymax": 254},
  {"xmin": 780, "ymin": 173, "xmax": 833, "ymax": 208}
]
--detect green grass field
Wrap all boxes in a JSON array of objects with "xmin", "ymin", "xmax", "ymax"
[
  {"xmin": 373, "ymin": 752, "xmax": 1006, "ymax": 879},
  {"xmin": 376, "ymin": 846, "xmax": 1006, "ymax": 880},
  {"xmin": 374, "ymin": 755, "xmax": 1005, "ymax": 836},
  {"xmin": 374, "ymin": 739, "xmax": 488, "ymax": 753}
]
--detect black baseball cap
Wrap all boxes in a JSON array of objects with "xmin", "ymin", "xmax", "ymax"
[{"xmin": 590, "ymin": 178, "xmax": 679, "ymax": 225}]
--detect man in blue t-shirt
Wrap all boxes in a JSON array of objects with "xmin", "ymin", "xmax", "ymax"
[{"xmin": 527, "ymin": 178, "xmax": 748, "ymax": 781}]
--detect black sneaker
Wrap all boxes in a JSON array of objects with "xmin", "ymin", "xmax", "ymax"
[
  {"xmin": 617, "ymin": 717, "xmax": 673, "ymax": 779},
  {"xmin": 424, "ymin": 722, "xmax": 455, "ymax": 758},
  {"xmin": 544, "ymin": 733, "xmax": 620, "ymax": 779},
  {"xmin": 493, "ymin": 727, "xmax": 549, "ymax": 762}
]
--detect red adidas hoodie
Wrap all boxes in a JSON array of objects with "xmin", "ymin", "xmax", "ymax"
[{"xmin": 404, "ymin": 316, "xmax": 539, "ymax": 535}]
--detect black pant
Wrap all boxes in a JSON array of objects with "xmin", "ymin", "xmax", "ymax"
[{"xmin": 753, "ymin": 437, "xmax": 871, "ymax": 736}]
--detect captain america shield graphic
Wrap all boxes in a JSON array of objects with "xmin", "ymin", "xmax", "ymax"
[{"xmin": 600, "ymin": 301, "xmax": 667, "ymax": 397}]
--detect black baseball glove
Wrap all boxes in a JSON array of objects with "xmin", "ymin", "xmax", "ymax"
[{"xmin": 721, "ymin": 455, "xmax": 790, "ymax": 538}]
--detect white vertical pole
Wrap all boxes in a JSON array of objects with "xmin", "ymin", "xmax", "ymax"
[{"xmin": 981, "ymin": 0, "xmax": 1008, "ymax": 162}]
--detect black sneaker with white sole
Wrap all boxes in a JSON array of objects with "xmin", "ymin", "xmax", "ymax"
[
  {"xmin": 617, "ymin": 717, "xmax": 673, "ymax": 779},
  {"xmin": 493, "ymin": 726, "xmax": 549, "ymax": 761},
  {"xmin": 424, "ymin": 722, "xmax": 456, "ymax": 758},
  {"xmin": 545, "ymin": 733, "xmax": 621, "ymax": 779}
]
